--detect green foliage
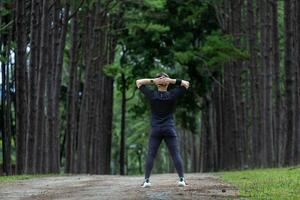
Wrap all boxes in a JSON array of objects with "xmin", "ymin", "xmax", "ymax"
[
  {"xmin": 0, "ymin": 174, "xmax": 63, "ymax": 183},
  {"xmin": 0, "ymin": 0, "xmax": 11, "ymax": 17},
  {"xmin": 144, "ymin": 0, "xmax": 166, "ymax": 10},
  {"xmin": 103, "ymin": 63, "xmax": 120, "ymax": 77},
  {"xmin": 174, "ymin": 50, "xmax": 197, "ymax": 64},
  {"xmin": 0, "ymin": 1, "xmax": 13, "ymax": 35},
  {"xmin": 219, "ymin": 167, "xmax": 300, "ymax": 199},
  {"xmin": 128, "ymin": 22, "xmax": 170, "ymax": 33},
  {"xmin": 199, "ymin": 31, "xmax": 249, "ymax": 69}
]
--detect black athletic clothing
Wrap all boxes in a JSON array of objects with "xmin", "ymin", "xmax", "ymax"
[
  {"xmin": 139, "ymin": 84, "xmax": 186, "ymax": 127},
  {"xmin": 139, "ymin": 82, "xmax": 187, "ymax": 179},
  {"xmin": 145, "ymin": 126, "xmax": 184, "ymax": 179}
]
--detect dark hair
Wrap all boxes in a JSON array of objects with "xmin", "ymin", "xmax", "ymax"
[{"xmin": 155, "ymin": 72, "xmax": 169, "ymax": 78}]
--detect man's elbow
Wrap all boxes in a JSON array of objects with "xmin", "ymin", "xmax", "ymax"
[
  {"xmin": 136, "ymin": 80, "xmax": 142, "ymax": 88},
  {"xmin": 182, "ymin": 80, "xmax": 190, "ymax": 89},
  {"xmin": 186, "ymin": 81, "xmax": 190, "ymax": 89}
]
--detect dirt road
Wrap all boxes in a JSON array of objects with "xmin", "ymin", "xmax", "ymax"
[{"xmin": 0, "ymin": 173, "xmax": 238, "ymax": 200}]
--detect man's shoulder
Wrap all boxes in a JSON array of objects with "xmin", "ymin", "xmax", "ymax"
[
  {"xmin": 169, "ymin": 86, "xmax": 187, "ymax": 98},
  {"xmin": 139, "ymin": 85, "xmax": 155, "ymax": 99}
]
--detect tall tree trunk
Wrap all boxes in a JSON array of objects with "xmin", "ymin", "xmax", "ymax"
[
  {"xmin": 15, "ymin": 0, "xmax": 28, "ymax": 174},
  {"xmin": 103, "ymin": 27, "xmax": 116, "ymax": 173},
  {"xmin": 51, "ymin": 0, "xmax": 70, "ymax": 173},
  {"xmin": 258, "ymin": 0, "xmax": 267, "ymax": 167},
  {"xmin": 120, "ymin": 71, "xmax": 126, "ymax": 175},
  {"xmin": 65, "ymin": 11, "xmax": 79, "ymax": 174},
  {"xmin": 247, "ymin": 0, "xmax": 259, "ymax": 167},
  {"xmin": 77, "ymin": 11, "xmax": 93, "ymax": 173},
  {"xmin": 1, "ymin": 3, "xmax": 12, "ymax": 175},
  {"xmin": 231, "ymin": 0, "xmax": 244, "ymax": 168},
  {"xmin": 284, "ymin": 0, "xmax": 295, "ymax": 166},
  {"xmin": 26, "ymin": 0, "xmax": 40, "ymax": 174},
  {"xmin": 200, "ymin": 93, "xmax": 217, "ymax": 172},
  {"xmin": 271, "ymin": 0, "xmax": 281, "ymax": 166},
  {"xmin": 214, "ymin": 73, "xmax": 223, "ymax": 171},
  {"xmin": 296, "ymin": 0, "xmax": 300, "ymax": 164},
  {"xmin": 264, "ymin": 0, "xmax": 275, "ymax": 166},
  {"xmin": 35, "ymin": 0, "xmax": 49, "ymax": 173},
  {"xmin": 1, "ymin": 37, "xmax": 12, "ymax": 175}
]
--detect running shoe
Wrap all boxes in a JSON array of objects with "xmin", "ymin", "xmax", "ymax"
[
  {"xmin": 177, "ymin": 177, "xmax": 188, "ymax": 187},
  {"xmin": 141, "ymin": 178, "xmax": 152, "ymax": 188}
]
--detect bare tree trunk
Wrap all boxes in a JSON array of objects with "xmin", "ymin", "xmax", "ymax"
[
  {"xmin": 231, "ymin": 0, "xmax": 244, "ymax": 168},
  {"xmin": 246, "ymin": 0, "xmax": 259, "ymax": 167},
  {"xmin": 15, "ymin": 0, "xmax": 28, "ymax": 174},
  {"xmin": 284, "ymin": 0, "xmax": 295, "ymax": 166},
  {"xmin": 77, "ymin": 9, "xmax": 94, "ymax": 173},
  {"xmin": 264, "ymin": 0, "xmax": 275, "ymax": 166},
  {"xmin": 257, "ymin": 0, "xmax": 267, "ymax": 167},
  {"xmin": 105, "ymin": 24, "xmax": 117, "ymax": 174},
  {"xmin": 296, "ymin": 0, "xmax": 300, "ymax": 164},
  {"xmin": 51, "ymin": 1, "xmax": 70, "ymax": 173},
  {"xmin": 120, "ymin": 68, "xmax": 126, "ymax": 175},
  {"xmin": 1, "ymin": 38, "xmax": 12, "ymax": 175},
  {"xmin": 34, "ymin": 0, "xmax": 49, "ymax": 173},
  {"xmin": 1, "ymin": 2, "xmax": 13, "ymax": 175},
  {"xmin": 65, "ymin": 10, "xmax": 79, "ymax": 174},
  {"xmin": 214, "ymin": 73, "xmax": 223, "ymax": 170},
  {"xmin": 271, "ymin": 0, "xmax": 281, "ymax": 166},
  {"xmin": 200, "ymin": 93, "xmax": 217, "ymax": 172},
  {"xmin": 44, "ymin": 0, "xmax": 57, "ymax": 174},
  {"xmin": 26, "ymin": 0, "xmax": 40, "ymax": 174},
  {"xmin": 191, "ymin": 133, "xmax": 197, "ymax": 172}
]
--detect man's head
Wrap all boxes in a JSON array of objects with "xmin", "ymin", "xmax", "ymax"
[
  {"xmin": 156, "ymin": 72, "xmax": 169, "ymax": 79},
  {"xmin": 155, "ymin": 72, "xmax": 169, "ymax": 90}
]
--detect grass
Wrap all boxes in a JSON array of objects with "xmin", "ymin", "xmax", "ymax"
[
  {"xmin": 0, "ymin": 174, "xmax": 61, "ymax": 183},
  {"xmin": 218, "ymin": 166, "xmax": 300, "ymax": 199}
]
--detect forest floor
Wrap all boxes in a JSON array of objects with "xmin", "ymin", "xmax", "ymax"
[{"xmin": 0, "ymin": 173, "xmax": 238, "ymax": 200}]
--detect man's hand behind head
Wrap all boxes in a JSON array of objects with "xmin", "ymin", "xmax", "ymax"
[
  {"xmin": 181, "ymin": 80, "xmax": 190, "ymax": 89},
  {"xmin": 154, "ymin": 77, "xmax": 168, "ymax": 85}
]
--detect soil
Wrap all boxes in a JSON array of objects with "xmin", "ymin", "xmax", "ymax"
[{"xmin": 0, "ymin": 173, "xmax": 239, "ymax": 200}]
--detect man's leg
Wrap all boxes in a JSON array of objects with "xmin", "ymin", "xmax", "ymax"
[
  {"xmin": 144, "ymin": 129, "xmax": 162, "ymax": 179},
  {"xmin": 164, "ymin": 135, "xmax": 184, "ymax": 178}
]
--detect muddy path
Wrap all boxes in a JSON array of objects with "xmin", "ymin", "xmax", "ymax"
[{"xmin": 0, "ymin": 173, "xmax": 238, "ymax": 200}]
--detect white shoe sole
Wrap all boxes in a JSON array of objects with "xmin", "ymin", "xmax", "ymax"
[
  {"xmin": 177, "ymin": 181, "xmax": 186, "ymax": 187},
  {"xmin": 141, "ymin": 183, "xmax": 152, "ymax": 188}
]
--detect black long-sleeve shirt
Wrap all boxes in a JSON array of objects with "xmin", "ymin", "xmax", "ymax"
[{"xmin": 139, "ymin": 83, "xmax": 187, "ymax": 127}]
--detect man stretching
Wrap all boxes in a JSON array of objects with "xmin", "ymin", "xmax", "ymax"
[{"xmin": 136, "ymin": 72, "xmax": 190, "ymax": 188}]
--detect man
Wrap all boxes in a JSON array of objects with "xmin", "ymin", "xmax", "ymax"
[{"xmin": 136, "ymin": 72, "xmax": 190, "ymax": 188}]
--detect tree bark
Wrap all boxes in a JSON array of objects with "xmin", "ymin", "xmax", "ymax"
[
  {"xmin": 284, "ymin": 0, "xmax": 295, "ymax": 166},
  {"xmin": 51, "ymin": 0, "xmax": 70, "ymax": 173},
  {"xmin": 26, "ymin": 0, "xmax": 40, "ymax": 174},
  {"xmin": 15, "ymin": 0, "xmax": 28, "ymax": 174},
  {"xmin": 120, "ymin": 67, "xmax": 126, "ymax": 175},
  {"xmin": 296, "ymin": 0, "xmax": 300, "ymax": 164},
  {"xmin": 264, "ymin": 0, "xmax": 275, "ymax": 166},
  {"xmin": 65, "ymin": 10, "xmax": 79, "ymax": 174},
  {"xmin": 271, "ymin": 0, "xmax": 281, "ymax": 166}
]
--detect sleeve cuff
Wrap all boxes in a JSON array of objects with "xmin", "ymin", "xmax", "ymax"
[{"xmin": 175, "ymin": 79, "xmax": 182, "ymax": 86}]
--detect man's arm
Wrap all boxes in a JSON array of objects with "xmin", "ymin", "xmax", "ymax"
[
  {"xmin": 136, "ymin": 78, "xmax": 161, "ymax": 99},
  {"xmin": 136, "ymin": 79, "xmax": 154, "ymax": 88},
  {"xmin": 136, "ymin": 77, "xmax": 165, "ymax": 88},
  {"xmin": 164, "ymin": 78, "xmax": 190, "ymax": 99},
  {"xmin": 165, "ymin": 78, "xmax": 190, "ymax": 89}
]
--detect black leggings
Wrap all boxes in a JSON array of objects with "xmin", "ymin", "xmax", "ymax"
[{"xmin": 144, "ymin": 126, "xmax": 184, "ymax": 179}]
